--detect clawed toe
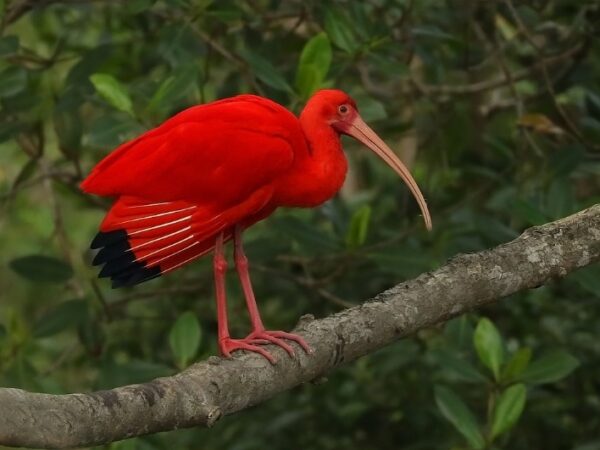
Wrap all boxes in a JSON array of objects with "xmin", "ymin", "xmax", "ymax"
[
  {"xmin": 219, "ymin": 338, "xmax": 276, "ymax": 364},
  {"xmin": 219, "ymin": 330, "xmax": 311, "ymax": 364}
]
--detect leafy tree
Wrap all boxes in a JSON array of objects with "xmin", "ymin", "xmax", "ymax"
[{"xmin": 1, "ymin": 1, "xmax": 599, "ymax": 449}]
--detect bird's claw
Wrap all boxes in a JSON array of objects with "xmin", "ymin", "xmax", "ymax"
[
  {"xmin": 219, "ymin": 331, "xmax": 311, "ymax": 364},
  {"xmin": 219, "ymin": 338, "xmax": 277, "ymax": 364}
]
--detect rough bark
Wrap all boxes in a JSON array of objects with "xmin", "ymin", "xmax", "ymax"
[{"xmin": 1, "ymin": 204, "xmax": 599, "ymax": 449}]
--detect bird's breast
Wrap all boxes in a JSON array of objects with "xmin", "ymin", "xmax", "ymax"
[{"xmin": 272, "ymin": 149, "xmax": 348, "ymax": 208}]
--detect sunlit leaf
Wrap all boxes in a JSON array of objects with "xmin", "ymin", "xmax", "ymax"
[
  {"xmin": 517, "ymin": 113, "xmax": 564, "ymax": 135},
  {"xmin": 90, "ymin": 73, "xmax": 135, "ymax": 116},
  {"xmin": 474, "ymin": 317, "xmax": 504, "ymax": 380},
  {"xmin": 495, "ymin": 14, "xmax": 517, "ymax": 40},
  {"xmin": 345, "ymin": 205, "xmax": 371, "ymax": 249},
  {"xmin": 295, "ymin": 32, "xmax": 332, "ymax": 100},
  {"xmin": 491, "ymin": 384, "xmax": 527, "ymax": 439},
  {"xmin": 434, "ymin": 385, "xmax": 485, "ymax": 449}
]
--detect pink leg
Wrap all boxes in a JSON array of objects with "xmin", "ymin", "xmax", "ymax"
[
  {"xmin": 233, "ymin": 225, "xmax": 311, "ymax": 358},
  {"xmin": 214, "ymin": 232, "xmax": 275, "ymax": 363}
]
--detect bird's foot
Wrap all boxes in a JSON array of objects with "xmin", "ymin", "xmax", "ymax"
[
  {"xmin": 219, "ymin": 337, "xmax": 277, "ymax": 364},
  {"xmin": 219, "ymin": 330, "xmax": 311, "ymax": 364}
]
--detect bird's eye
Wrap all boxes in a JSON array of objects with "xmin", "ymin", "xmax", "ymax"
[{"xmin": 338, "ymin": 104, "xmax": 349, "ymax": 115}]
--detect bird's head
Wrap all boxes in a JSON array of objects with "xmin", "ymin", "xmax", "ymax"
[{"xmin": 305, "ymin": 89, "xmax": 432, "ymax": 231}]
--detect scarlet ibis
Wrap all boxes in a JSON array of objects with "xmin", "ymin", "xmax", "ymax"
[{"xmin": 82, "ymin": 89, "xmax": 432, "ymax": 363}]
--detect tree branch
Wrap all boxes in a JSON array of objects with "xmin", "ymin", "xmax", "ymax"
[{"xmin": 1, "ymin": 204, "xmax": 599, "ymax": 449}]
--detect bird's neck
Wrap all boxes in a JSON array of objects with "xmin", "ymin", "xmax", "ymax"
[{"xmin": 274, "ymin": 113, "xmax": 348, "ymax": 208}]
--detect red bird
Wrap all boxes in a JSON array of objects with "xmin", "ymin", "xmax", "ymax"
[{"xmin": 81, "ymin": 89, "xmax": 432, "ymax": 363}]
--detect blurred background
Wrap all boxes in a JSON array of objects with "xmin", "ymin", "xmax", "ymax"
[{"xmin": 1, "ymin": 1, "xmax": 599, "ymax": 449}]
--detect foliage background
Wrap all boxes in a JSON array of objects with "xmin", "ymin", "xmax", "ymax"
[{"xmin": 1, "ymin": 0, "xmax": 599, "ymax": 449}]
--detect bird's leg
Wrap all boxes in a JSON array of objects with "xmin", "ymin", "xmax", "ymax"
[
  {"xmin": 233, "ymin": 225, "xmax": 311, "ymax": 358},
  {"xmin": 213, "ymin": 233, "xmax": 231, "ymax": 344},
  {"xmin": 214, "ymin": 232, "xmax": 276, "ymax": 363}
]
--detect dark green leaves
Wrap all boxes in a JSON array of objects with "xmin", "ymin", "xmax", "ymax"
[
  {"xmin": 0, "ymin": 36, "xmax": 19, "ymax": 57},
  {"xmin": 519, "ymin": 350, "xmax": 579, "ymax": 385},
  {"xmin": 146, "ymin": 65, "xmax": 198, "ymax": 116},
  {"xmin": 295, "ymin": 33, "xmax": 332, "ymax": 100},
  {"xmin": 241, "ymin": 49, "xmax": 292, "ymax": 93},
  {"xmin": 502, "ymin": 347, "xmax": 532, "ymax": 380},
  {"xmin": 90, "ymin": 73, "xmax": 135, "ymax": 116},
  {"xmin": 34, "ymin": 300, "xmax": 88, "ymax": 338},
  {"xmin": 169, "ymin": 312, "xmax": 201, "ymax": 368},
  {"xmin": 434, "ymin": 385, "xmax": 485, "ymax": 449},
  {"xmin": 53, "ymin": 107, "xmax": 83, "ymax": 157},
  {"xmin": 491, "ymin": 384, "xmax": 527, "ymax": 439},
  {"xmin": 9, "ymin": 255, "xmax": 73, "ymax": 283},
  {"xmin": 324, "ymin": 7, "xmax": 357, "ymax": 53},
  {"xmin": 0, "ymin": 66, "xmax": 27, "ymax": 98},
  {"xmin": 474, "ymin": 318, "xmax": 504, "ymax": 380}
]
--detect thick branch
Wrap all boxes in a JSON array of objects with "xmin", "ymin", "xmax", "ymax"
[{"xmin": 1, "ymin": 205, "xmax": 599, "ymax": 449}]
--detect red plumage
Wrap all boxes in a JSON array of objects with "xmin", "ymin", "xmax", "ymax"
[{"xmin": 82, "ymin": 89, "xmax": 431, "ymax": 362}]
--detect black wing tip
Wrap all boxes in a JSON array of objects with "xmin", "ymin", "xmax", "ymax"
[
  {"xmin": 111, "ymin": 266, "xmax": 162, "ymax": 288},
  {"xmin": 90, "ymin": 230, "xmax": 128, "ymax": 249},
  {"xmin": 91, "ymin": 229, "xmax": 162, "ymax": 289}
]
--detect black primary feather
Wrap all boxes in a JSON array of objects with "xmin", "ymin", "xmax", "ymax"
[{"xmin": 90, "ymin": 230, "xmax": 162, "ymax": 288}]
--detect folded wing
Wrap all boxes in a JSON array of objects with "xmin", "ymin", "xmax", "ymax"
[{"xmin": 82, "ymin": 95, "xmax": 305, "ymax": 287}]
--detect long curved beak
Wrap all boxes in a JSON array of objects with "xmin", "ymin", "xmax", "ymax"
[{"xmin": 345, "ymin": 115, "xmax": 432, "ymax": 231}]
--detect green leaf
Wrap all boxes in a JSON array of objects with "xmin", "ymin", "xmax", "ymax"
[
  {"xmin": 519, "ymin": 350, "xmax": 579, "ymax": 385},
  {"xmin": 53, "ymin": 108, "xmax": 82, "ymax": 158},
  {"xmin": 434, "ymin": 385, "xmax": 485, "ymax": 449},
  {"xmin": 295, "ymin": 32, "xmax": 332, "ymax": 100},
  {"xmin": 146, "ymin": 65, "xmax": 198, "ymax": 114},
  {"xmin": 354, "ymin": 96, "xmax": 387, "ymax": 122},
  {"xmin": 324, "ymin": 8, "xmax": 357, "ymax": 53},
  {"xmin": 86, "ymin": 114, "xmax": 144, "ymax": 149},
  {"xmin": 240, "ymin": 49, "xmax": 292, "ymax": 92},
  {"xmin": 474, "ymin": 317, "xmax": 504, "ymax": 380},
  {"xmin": 491, "ymin": 384, "xmax": 527, "ymax": 440},
  {"xmin": 345, "ymin": 205, "xmax": 371, "ymax": 249},
  {"xmin": 0, "ymin": 35, "xmax": 19, "ymax": 57},
  {"xmin": 169, "ymin": 311, "xmax": 201, "ymax": 368},
  {"xmin": 431, "ymin": 350, "xmax": 488, "ymax": 383},
  {"xmin": 34, "ymin": 300, "xmax": 88, "ymax": 338},
  {"xmin": 502, "ymin": 348, "xmax": 532, "ymax": 381},
  {"xmin": 89, "ymin": 73, "xmax": 135, "ymax": 116},
  {"xmin": 0, "ymin": 323, "xmax": 6, "ymax": 339},
  {"xmin": 443, "ymin": 316, "xmax": 474, "ymax": 350},
  {"xmin": 9, "ymin": 255, "xmax": 74, "ymax": 283},
  {"xmin": 0, "ymin": 66, "xmax": 27, "ymax": 98}
]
